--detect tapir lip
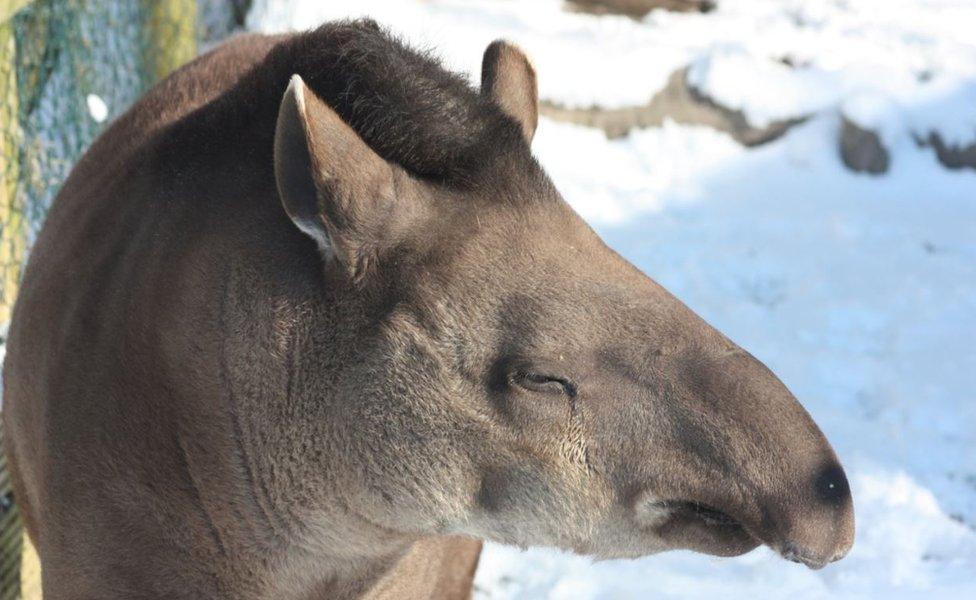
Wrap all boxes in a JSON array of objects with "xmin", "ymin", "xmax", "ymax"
[
  {"xmin": 778, "ymin": 542, "xmax": 832, "ymax": 569},
  {"xmin": 647, "ymin": 498, "xmax": 852, "ymax": 569},
  {"xmin": 654, "ymin": 500, "xmax": 742, "ymax": 528},
  {"xmin": 775, "ymin": 539, "xmax": 852, "ymax": 570},
  {"xmin": 643, "ymin": 499, "xmax": 761, "ymax": 558}
]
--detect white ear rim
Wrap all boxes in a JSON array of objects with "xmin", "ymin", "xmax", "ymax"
[
  {"xmin": 292, "ymin": 214, "xmax": 333, "ymax": 256},
  {"xmin": 275, "ymin": 74, "xmax": 334, "ymax": 256}
]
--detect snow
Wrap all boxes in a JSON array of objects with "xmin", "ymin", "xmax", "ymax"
[
  {"xmin": 840, "ymin": 91, "xmax": 903, "ymax": 148},
  {"xmin": 248, "ymin": 0, "xmax": 976, "ymax": 148},
  {"xmin": 231, "ymin": 0, "xmax": 976, "ymax": 596},
  {"xmin": 247, "ymin": 0, "xmax": 687, "ymax": 109},
  {"xmin": 686, "ymin": 48, "xmax": 839, "ymax": 128},
  {"xmin": 86, "ymin": 94, "xmax": 109, "ymax": 123}
]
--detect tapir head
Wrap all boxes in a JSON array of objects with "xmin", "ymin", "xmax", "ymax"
[{"xmin": 272, "ymin": 39, "xmax": 853, "ymax": 569}]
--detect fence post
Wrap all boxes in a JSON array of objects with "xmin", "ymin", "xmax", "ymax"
[
  {"xmin": 2, "ymin": 5, "xmax": 39, "ymax": 600},
  {"xmin": 145, "ymin": 0, "xmax": 197, "ymax": 82},
  {"xmin": 1, "ymin": 12, "xmax": 24, "ymax": 600},
  {"xmin": 0, "ymin": 16, "xmax": 25, "ymax": 327},
  {"xmin": 18, "ymin": 536, "xmax": 38, "ymax": 600},
  {"xmin": 1, "ymin": 421, "xmax": 23, "ymax": 600}
]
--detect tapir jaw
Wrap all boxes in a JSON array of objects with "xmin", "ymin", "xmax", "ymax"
[
  {"xmin": 633, "ymin": 458, "xmax": 855, "ymax": 568},
  {"xmin": 635, "ymin": 496, "xmax": 761, "ymax": 558}
]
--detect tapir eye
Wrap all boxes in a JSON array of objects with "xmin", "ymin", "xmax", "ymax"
[{"xmin": 510, "ymin": 371, "xmax": 577, "ymax": 397}]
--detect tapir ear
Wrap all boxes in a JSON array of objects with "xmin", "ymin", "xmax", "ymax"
[
  {"xmin": 274, "ymin": 75, "xmax": 412, "ymax": 279},
  {"xmin": 481, "ymin": 40, "xmax": 538, "ymax": 144}
]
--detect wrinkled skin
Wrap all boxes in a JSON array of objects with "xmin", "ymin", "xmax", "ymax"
[{"xmin": 298, "ymin": 165, "xmax": 853, "ymax": 566}]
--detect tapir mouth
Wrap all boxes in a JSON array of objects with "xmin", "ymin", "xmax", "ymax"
[
  {"xmin": 778, "ymin": 542, "xmax": 837, "ymax": 570},
  {"xmin": 643, "ymin": 498, "xmax": 760, "ymax": 558},
  {"xmin": 658, "ymin": 500, "xmax": 740, "ymax": 527},
  {"xmin": 646, "ymin": 499, "xmax": 848, "ymax": 569}
]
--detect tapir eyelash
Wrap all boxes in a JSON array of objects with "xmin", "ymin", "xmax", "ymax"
[{"xmin": 510, "ymin": 370, "xmax": 578, "ymax": 398}]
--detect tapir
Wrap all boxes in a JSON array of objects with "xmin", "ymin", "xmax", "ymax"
[{"xmin": 2, "ymin": 19, "xmax": 853, "ymax": 599}]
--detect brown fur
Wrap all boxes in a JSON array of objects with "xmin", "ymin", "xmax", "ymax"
[{"xmin": 3, "ymin": 21, "xmax": 853, "ymax": 600}]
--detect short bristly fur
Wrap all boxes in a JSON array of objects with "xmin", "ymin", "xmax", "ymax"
[{"xmin": 3, "ymin": 19, "xmax": 853, "ymax": 600}]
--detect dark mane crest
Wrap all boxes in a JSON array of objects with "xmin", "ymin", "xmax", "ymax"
[{"xmin": 279, "ymin": 19, "xmax": 528, "ymax": 184}]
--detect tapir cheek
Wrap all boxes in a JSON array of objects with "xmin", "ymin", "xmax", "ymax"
[{"xmin": 487, "ymin": 385, "xmax": 575, "ymax": 449}]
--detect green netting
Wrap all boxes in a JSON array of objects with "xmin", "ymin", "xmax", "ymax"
[{"xmin": 0, "ymin": 2, "xmax": 247, "ymax": 597}]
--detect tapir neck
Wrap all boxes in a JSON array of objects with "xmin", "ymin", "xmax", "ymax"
[{"xmin": 292, "ymin": 537, "xmax": 482, "ymax": 600}]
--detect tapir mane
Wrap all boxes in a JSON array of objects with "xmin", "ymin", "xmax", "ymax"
[{"xmin": 278, "ymin": 19, "xmax": 528, "ymax": 185}]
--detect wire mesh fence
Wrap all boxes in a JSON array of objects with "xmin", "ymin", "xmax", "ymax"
[{"xmin": 0, "ymin": 1, "xmax": 247, "ymax": 597}]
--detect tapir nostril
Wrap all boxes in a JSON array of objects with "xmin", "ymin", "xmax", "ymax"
[
  {"xmin": 773, "ymin": 461, "xmax": 855, "ymax": 569},
  {"xmin": 813, "ymin": 462, "xmax": 850, "ymax": 507}
]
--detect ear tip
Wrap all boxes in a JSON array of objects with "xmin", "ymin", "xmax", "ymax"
[
  {"xmin": 485, "ymin": 39, "xmax": 508, "ymax": 51},
  {"xmin": 484, "ymin": 40, "xmax": 536, "ymax": 74},
  {"xmin": 486, "ymin": 39, "xmax": 515, "ymax": 50},
  {"xmin": 284, "ymin": 74, "xmax": 308, "ymax": 113},
  {"xmin": 485, "ymin": 39, "xmax": 524, "ymax": 57},
  {"xmin": 287, "ymin": 74, "xmax": 306, "ymax": 94}
]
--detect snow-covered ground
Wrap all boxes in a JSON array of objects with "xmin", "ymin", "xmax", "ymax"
[
  {"xmin": 247, "ymin": 1, "xmax": 976, "ymax": 597},
  {"xmin": 249, "ymin": 0, "xmax": 976, "ymax": 147}
]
